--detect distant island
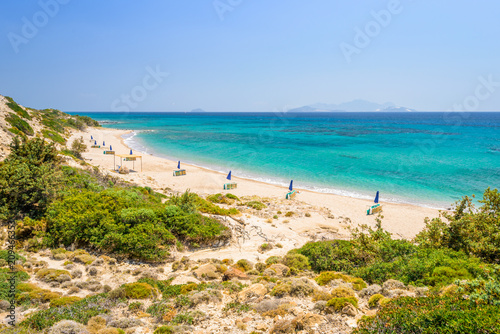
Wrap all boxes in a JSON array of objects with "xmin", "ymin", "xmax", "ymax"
[
  {"xmin": 189, "ymin": 108, "xmax": 207, "ymax": 113},
  {"xmin": 288, "ymin": 99, "xmax": 416, "ymax": 112}
]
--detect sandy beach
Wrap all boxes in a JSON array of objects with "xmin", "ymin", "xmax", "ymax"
[{"xmin": 68, "ymin": 127, "xmax": 442, "ymax": 261}]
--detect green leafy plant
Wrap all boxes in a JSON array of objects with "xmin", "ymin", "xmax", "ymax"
[
  {"xmin": 354, "ymin": 295, "xmax": 500, "ymax": 333},
  {"xmin": 5, "ymin": 113, "xmax": 34, "ymax": 136}
]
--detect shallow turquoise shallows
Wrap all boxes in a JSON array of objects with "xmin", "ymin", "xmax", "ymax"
[{"xmin": 70, "ymin": 111, "xmax": 500, "ymax": 208}]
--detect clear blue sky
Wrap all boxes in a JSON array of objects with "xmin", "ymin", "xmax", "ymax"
[{"xmin": 1, "ymin": 1, "xmax": 499, "ymax": 111}]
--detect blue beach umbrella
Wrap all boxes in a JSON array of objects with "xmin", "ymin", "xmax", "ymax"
[
  {"xmin": 103, "ymin": 141, "xmax": 105, "ymax": 146},
  {"xmin": 91, "ymin": 135, "xmax": 93, "ymax": 140},
  {"xmin": 94, "ymin": 140, "xmax": 97, "ymax": 145},
  {"xmin": 226, "ymin": 171, "xmax": 231, "ymax": 180},
  {"xmin": 374, "ymin": 191, "xmax": 379, "ymax": 204},
  {"xmin": 177, "ymin": 161, "xmax": 181, "ymax": 169},
  {"xmin": 130, "ymin": 149, "xmax": 133, "ymax": 155},
  {"xmin": 289, "ymin": 180, "xmax": 293, "ymax": 191},
  {"xmin": 110, "ymin": 145, "xmax": 112, "ymax": 151}
]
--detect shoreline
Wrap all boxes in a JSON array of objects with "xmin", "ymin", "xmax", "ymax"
[
  {"xmin": 120, "ymin": 128, "xmax": 448, "ymax": 211},
  {"xmin": 69, "ymin": 126, "xmax": 443, "ymax": 241}
]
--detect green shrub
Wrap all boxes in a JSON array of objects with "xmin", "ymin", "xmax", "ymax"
[
  {"xmin": 259, "ymin": 243, "xmax": 272, "ymax": 252},
  {"xmin": 285, "ymin": 211, "xmax": 294, "ymax": 217},
  {"xmin": 5, "ymin": 113, "xmax": 34, "ymax": 136},
  {"xmin": 5, "ymin": 96, "xmax": 31, "ymax": 119},
  {"xmin": 270, "ymin": 283, "xmax": 292, "ymax": 297},
  {"xmin": 326, "ymin": 297, "xmax": 358, "ymax": 311},
  {"xmin": 0, "ymin": 250, "xmax": 26, "ymax": 263},
  {"xmin": 378, "ymin": 297, "xmax": 392, "ymax": 307},
  {"xmin": 223, "ymin": 301, "xmax": 251, "ymax": 314},
  {"xmin": 315, "ymin": 271, "xmax": 348, "ymax": 285},
  {"xmin": 236, "ymin": 259, "xmax": 253, "ymax": 272},
  {"xmin": 42, "ymin": 129, "xmax": 66, "ymax": 144},
  {"xmin": 415, "ymin": 188, "xmax": 500, "ymax": 264},
  {"xmin": 456, "ymin": 276, "xmax": 500, "ymax": 306},
  {"xmin": 295, "ymin": 240, "xmax": 360, "ymax": 273},
  {"xmin": 0, "ymin": 268, "xmax": 30, "ymax": 301},
  {"xmin": 121, "ymin": 282, "xmax": 155, "ymax": 299},
  {"xmin": 0, "ymin": 137, "xmax": 60, "ymax": 220},
  {"xmin": 225, "ymin": 193, "xmax": 239, "ymax": 201},
  {"xmin": 245, "ymin": 201, "xmax": 266, "ymax": 210},
  {"xmin": 330, "ymin": 286, "xmax": 355, "ymax": 298},
  {"xmin": 265, "ymin": 256, "xmax": 282, "ymax": 265},
  {"xmin": 128, "ymin": 301, "xmax": 143, "ymax": 311},
  {"xmin": 353, "ymin": 247, "xmax": 483, "ymax": 287},
  {"xmin": 154, "ymin": 326, "xmax": 174, "ymax": 334},
  {"xmin": 49, "ymin": 296, "xmax": 82, "ymax": 307},
  {"xmin": 20, "ymin": 293, "xmax": 114, "ymax": 331},
  {"xmin": 171, "ymin": 312, "xmax": 194, "ymax": 325},
  {"xmin": 35, "ymin": 268, "xmax": 71, "ymax": 281},
  {"xmin": 206, "ymin": 193, "xmax": 237, "ymax": 205},
  {"xmin": 354, "ymin": 295, "xmax": 500, "ymax": 334},
  {"xmin": 169, "ymin": 191, "xmax": 238, "ymax": 216},
  {"xmin": 296, "ymin": 223, "xmax": 486, "ymax": 288},
  {"xmin": 368, "ymin": 294, "xmax": 383, "ymax": 308},
  {"xmin": 283, "ymin": 253, "xmax": 310, "ymax": 271}
]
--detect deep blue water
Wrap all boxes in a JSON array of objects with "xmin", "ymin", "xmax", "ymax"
[{"xmin": 70, "ymin": 111, "xmax": 500, "ymax": 208}]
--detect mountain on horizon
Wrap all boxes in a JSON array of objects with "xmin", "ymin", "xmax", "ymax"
[{"xmin": 288, "ymin": 99, "xmax": 416, "ymax": 112}]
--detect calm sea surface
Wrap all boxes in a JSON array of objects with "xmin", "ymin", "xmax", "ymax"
[{"xmin": 70, "ymin": 112, "xmax": 500, "ymax": 208}]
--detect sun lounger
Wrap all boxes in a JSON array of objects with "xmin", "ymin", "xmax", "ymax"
[
  {"xmin": 91, "ymin": 145, "xmax": 101, "ymax": 148},
  {"xmin": 286, "ymin": 190, "xmax": 297, "ymax": 199},
  {"xmin": 103, "ymin": 151, "xmax": 115, "ymax": 155},
  {"xmin": 367, "ymin": 204, "xmax": 382, "ymax": 215},
  {"xmin": 224, "ymin": 182, "xmax": 237, "ymax": 190},
  {"xmin": 173, "ymin": 169, "xmax": 186, "ymax": 176}
]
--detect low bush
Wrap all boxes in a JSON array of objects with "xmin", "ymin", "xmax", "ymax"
[
  {"xmin": 330, "ymin": 286, "xmax": 355, "ymax": 298},
  {"xmin": 5, "ymin": 96, "xmax": 31, "ymax": 119},
  {"xmin": 5, "ymin": 113, "xmax": 34, "ymax": 136},
  {"xmin": 265, "ymin": 256, "xmax": 282, "ymax": 265},
  {"xmin": 42, "ymin": 129, "xmax": 66, "ymax": 144},
  {"xmin": 259, "ymin": 243, "xmax": 273, "ymax": 252},
  {"xmin": 49, "ymin": 296, "xmax": 82, "ymax": 307},
  {"xmin": 223, "ymin": 301, "xmax": 251, "ymax": 314},
  {"xmin": 20, "ymin": 293, "xmax": 114, "ymax": 331},
  {"xmin": 121, "ymin": 282, "xmax": 156, "ymax": 299},
  {"xmin": 0, "ymin": 268, "xmax": 30, "ymax": 301},
  {"xmin": 415, "ymin": 188, "xmax": 500, "ymax": 264},
  {"xmin": 314, "ymin": 272, "xmax": 366, "ymax": 290},
  {"xmin": 368, "ymin": 294, "xmax": 383, "ymax": 308},
  {"xmin": 245, "ymin": 201, "xmax": 266, "ymax": 210},
  {"xmin": 296, "ymin": 222, "xmax": 488, "ymax": 288},
  {"xmin": 236, "ymin": 259, "xmax": 253, "ymax": 272},
  {"xmin": 326, "ymin": 297, "xmax": 358, "ymax": 312},
  {"xmin": 282, "ymin": 253, "xmax": 310, "ymax": 271},
  {"xmin": 154, "ymin": 326, "xmax": 174, "ymax": 334},
  {"xmin": 354, "ymin": 295, "xmax": 500, "ymax": 333}
]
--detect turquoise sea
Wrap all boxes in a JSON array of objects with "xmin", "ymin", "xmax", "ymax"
[{"xmin": 71, "ymin": 112, "xmax": 500, "ymax": 209}]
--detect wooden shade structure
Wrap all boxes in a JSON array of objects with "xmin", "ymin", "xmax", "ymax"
[{"xmin": 114, "ymin": 154, "xmax": 143, "ymax": 172}]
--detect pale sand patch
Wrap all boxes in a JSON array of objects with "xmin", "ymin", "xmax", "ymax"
[{"xmin": 67, "ymin": 126, "xmax": 442, "ymax": 262}]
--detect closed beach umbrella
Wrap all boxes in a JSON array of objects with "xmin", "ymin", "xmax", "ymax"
[
  {"xmin": 130, "ymin": 149, "xmax": 133, "ymax": 155},
  {"xmin": 374, "ymin": 191, "xmax": 379, "ymax": 203},
  {"xmin": 91, "ymin": 135, "xmax": 93, "ymax": 140},
  {"xmin": 227, "ymin": 171, "xmax": 231, "ymax": 180},
  {"xmin": 103, "ymin": 141, "xmax": 105, "ymax": 146},
  {"xmin": 177, "ymin": 161, "xmax": 181, "ymax": 169},
  {"xmin": 110, "ymin": 145, "xmax": 112, "ymax": 151},
  {"xmin": 94, "ymin": 140, "xmax": 97, "ymax": 145},
  {"xmin": 289, "ymin": 180, "xmax": 293, "ymax": 191}
]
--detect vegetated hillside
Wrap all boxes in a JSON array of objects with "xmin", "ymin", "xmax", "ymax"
[{"xmin": 0, "ymin": 94, "xmax": 98, "ymax": 159}]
